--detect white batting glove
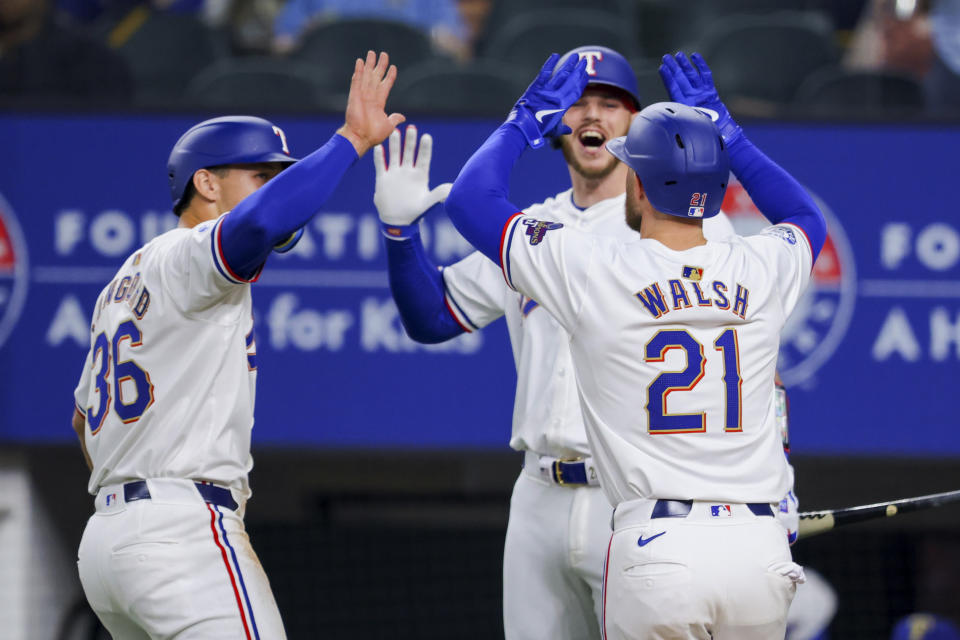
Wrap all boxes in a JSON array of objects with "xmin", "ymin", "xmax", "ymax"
[
  {"xmin": 778, "ymin": 489, "xmax": 800, "ymax": 545},
  {"xmin": 373, "ymin": 125, "xmax": 452, "ymax": 240}
]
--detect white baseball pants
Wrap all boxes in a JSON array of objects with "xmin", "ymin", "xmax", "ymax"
[
  {"xmin": 503, "ymin": 469, "xmax": 613, "ymax": 640},
  {"xmin": 77, "ymin": 478, "xmax": 285, "ymax": 639},
  {"xmin": 602, "ymin": 500, "xmax": 801, "ymax": 640}
]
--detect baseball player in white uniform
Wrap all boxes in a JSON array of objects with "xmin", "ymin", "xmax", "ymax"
[
  {"xmin": 375, "ymin": 46, "xmax": 802, "ymax": 639},
  {"xmin": 442, "ymin": 51, "xmax": 825, "ymax": 639},
  {"xmin": 70, "ymin": 51, "xmax": 405, "ymax": 639}
]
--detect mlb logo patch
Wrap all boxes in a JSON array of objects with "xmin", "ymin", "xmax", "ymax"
[
  {"xmin": 687, "ymin": 206, "xmax": 705, "ymax": 218},
  {"xmin": 106, "ymin": 493, "xmax": 117, "ymax": 506},
  {"xmin": 710, "ymin": 504, "xmax": 733, "ymax": 517},
  {"xmin": 522, "ymin": 219, "xmax": 564, "ymax": 246},
  {"xmin": 682, "ymin": 265, "xmax": 703, "ymax": 281}
]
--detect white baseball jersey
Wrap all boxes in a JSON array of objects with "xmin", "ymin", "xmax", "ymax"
[
  {"xmin": 73, "ymin": 214, "xmax": 259, "ymax": 500},
  {"xmin": 441, "ymin": 189, "xmax": 736, "ymax": 459},
  {"xmin": 496, "ymin": 214, "xmax": 811, "ymax": 505}
]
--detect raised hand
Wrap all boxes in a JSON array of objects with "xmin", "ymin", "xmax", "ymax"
[
  {"xmin": 338, "ymin": 51, "xmax": 406, "ymax": 156},
  {"xmin": 506, "ymin": 53, "xmax": 589, "ymax": 148},
  {"xmin": 659, "ymin": 52, "xmax": 742, "ymax": 145},
  {"xmin": 373, "ymin": 125, "xmax": 451, "ymax": 238}
]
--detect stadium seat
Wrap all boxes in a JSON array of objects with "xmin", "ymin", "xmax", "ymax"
[
  {"xmin": 183, "ymin": 57, "xmax": 340, "ymax": 111},
  {"xmin": 105, "ymin": 9, "xmax": 228, "ymax": 104},
  {"xmin": 630, "ymin": 57, "xmax": 670, "ymax": 107},
  {"xmin": 391, "ymin": 60, "xmax": 528, "ymax": 116},
  {"xmin": 288, "ymin": 18, "xmax": 437, "ymax": 94},
  {"xmin": 481, "ymin": 0, "xmax": 634, "ymax": 44},
  {"xmin": 794, "ymin": 67, "xmax": 925, "ymax": 113},
  {"xmin": 694, "ymin": 11, "xmax": 839, "ymax": 104},
  {"xmin": 633, "ymin": 0, "xmax": 813, "ymax": 60},
  {"xmin": 481, "ymin": 9, "xmax": 638, "ymax": 79}
]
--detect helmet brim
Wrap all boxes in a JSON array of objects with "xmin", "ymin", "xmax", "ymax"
[{"xmin": 605, "ymin": 136, "xmax": 629, "ymax": 164}]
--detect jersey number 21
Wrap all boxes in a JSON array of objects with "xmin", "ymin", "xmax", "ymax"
[{"xmin": 645, "ymin": 328, "xmax": 741, "ymax": 434}]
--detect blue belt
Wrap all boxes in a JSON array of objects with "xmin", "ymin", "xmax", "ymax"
[
  {"xmin": 551, "ymin": 459, "xmax": 592, "ymax": 486},
  {"xmin": 651, "ymin": 499, "xmax": 773, "ymax": 518},
  {"xmin": 123, "ymin": 480, "xmax": 239, "ymax": 511}
]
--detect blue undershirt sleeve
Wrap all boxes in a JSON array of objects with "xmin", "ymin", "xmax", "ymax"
[
  {"xmin": 218, "ymin": 133, "xmax": 359, "ymax": 279},
  {"xmin": 727, "ymin": 136, "xmax": 826, "ymax": 259},
  {"xmin": 385, "ymin": 232, "xmax": 465, "ymax": 343},
  {"xmin": 445, "ymin": 124, "xmax": 527, "ymax": 262}
]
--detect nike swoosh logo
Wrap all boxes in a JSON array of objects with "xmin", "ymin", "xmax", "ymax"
[
  {"xmin": 695, "ymin": 107, "xmax": 720, "ymax": 122},
  {"xmin": 637, "ymin": 531, "xmax": 666, "ymax": 547},
  {"xmin": 535, "ymin": 108, "xmax": 564, "ymax": 123}
]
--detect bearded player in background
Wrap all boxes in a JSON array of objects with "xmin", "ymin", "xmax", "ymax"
[{"xmin": 372, "ymin": 46, "xmax": 739, "ymax": 639}]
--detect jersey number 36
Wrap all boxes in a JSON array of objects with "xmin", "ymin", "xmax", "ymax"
[{"xmin": 86, "ymin": 320, "xmax": 155, "ymax": 434}]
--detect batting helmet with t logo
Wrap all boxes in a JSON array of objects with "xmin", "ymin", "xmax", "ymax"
[
  {"xmin": 554, "ymin": 45, "xmax": 641, "ymax": 110},
  {"xmin": 167, "ymin": 115, "xmax": 299, "ymax": 211}
]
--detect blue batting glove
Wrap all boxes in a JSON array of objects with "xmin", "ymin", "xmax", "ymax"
[
  {"xmin": 659, "ymin": 52, "xmax": 743, "ymax": 145},
  {"xmin": 273, "ymin": 227, "xmax": 303, "ymax": 253},
  {"xmin": 506, "ymin": 53, "xmax": 589, "ymax": 148}
]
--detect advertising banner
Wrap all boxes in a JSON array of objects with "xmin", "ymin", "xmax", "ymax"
[{"xmin": 1, "ymin": 113, "xmax": 957, "ymax": 455}]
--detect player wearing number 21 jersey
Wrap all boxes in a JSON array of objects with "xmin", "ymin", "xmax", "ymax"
[
  {"xmin": 444, "ymin": 51, "xmax": 826, "ymax": 639},
  {"xmin": 376, "ymin": 45, "xmax": 814, "ymax": 640}
]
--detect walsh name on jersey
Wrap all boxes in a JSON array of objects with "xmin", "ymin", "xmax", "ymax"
[{"xmin": 635, "ymin": 278, "xmax": 749, "ymax": 320}]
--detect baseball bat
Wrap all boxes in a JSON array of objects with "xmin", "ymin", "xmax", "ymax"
[{"xmin": 797, "ymin": 488, "xmax": 960, "ymax": 539}]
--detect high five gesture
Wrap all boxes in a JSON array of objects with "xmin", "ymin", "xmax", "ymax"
[{"xmin": 338, "ymin": 50, "xmax": 406, "ymax": 156}]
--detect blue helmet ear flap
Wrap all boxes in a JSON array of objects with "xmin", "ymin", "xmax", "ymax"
[{"xmin": 606, "ymin": 102, "xmax": 729, "ymax": 219}]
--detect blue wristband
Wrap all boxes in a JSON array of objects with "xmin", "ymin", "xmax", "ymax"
[{"xmin": 380, "ymin": 221, "xmax": 421, "ymax": 240}]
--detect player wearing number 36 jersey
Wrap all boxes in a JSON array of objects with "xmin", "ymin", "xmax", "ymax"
[
  {"xmin": 70, "ymin": 51, "xmax": 404, "ymax": 639},
  {"xmin": 445, "ymin": 51, "xmax": 826, "ymax": 639}
]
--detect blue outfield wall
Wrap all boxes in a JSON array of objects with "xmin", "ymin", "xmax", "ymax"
[{"xmin": 1, "ymin": 112, "xmax": 958, "ymax": 455}]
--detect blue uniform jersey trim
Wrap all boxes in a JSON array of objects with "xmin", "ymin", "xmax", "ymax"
[
  {"xmin": 440, "ymin": 272, "xmax": 479, "ymax": 332},
  {"xmin": 500, "ymin": 213, "xmax": 523, "ymax": 291}
]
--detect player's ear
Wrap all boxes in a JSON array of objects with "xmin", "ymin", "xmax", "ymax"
[
  {"xmin": 629, "ymin": 172, "xmax": 647, "ymax": 201},
  {"xmin": 192, "ymin": 168, "xmax": 221, "ymax": 202}
]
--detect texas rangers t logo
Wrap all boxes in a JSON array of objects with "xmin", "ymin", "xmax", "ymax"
[
  {"xmin": 577, "ymin": 51, "xmax": 603, "ymax": 75},
  {"xmin": 522, "ymin": 219, "xmax": 563, "ymax": 245},
  {"xmin": 272, "ymin": 125, "xmax": 290, "ymax": 155}
]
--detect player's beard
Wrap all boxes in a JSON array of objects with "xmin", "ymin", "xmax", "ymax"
[
  {"xmin": 625, "ymin": 174, "xmax": 643, "ymax": 233},
  {"xmin": 559, "ymin": 136, "xmax": 621, "ymax": 182}
]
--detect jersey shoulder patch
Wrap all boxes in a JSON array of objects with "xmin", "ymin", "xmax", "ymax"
[
  {"xmin": 762, "ymin": 225, "xmax": 798, "ymax": 245},
  {"xmin": 522, "ymin": 218, "xmax": 563, "ymax": 246}
]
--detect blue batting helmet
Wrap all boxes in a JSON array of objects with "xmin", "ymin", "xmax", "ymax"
[
  {"xmin": 167, "ymin": 115, "xmax": 299, "ymax": 210},
  {"xmin": 606, "ymin": 102, "xmax": 729, "ymax": 219},
  {"xmin": 555, "ymin": 45, "xmax": 641, "ymax": 109}
]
